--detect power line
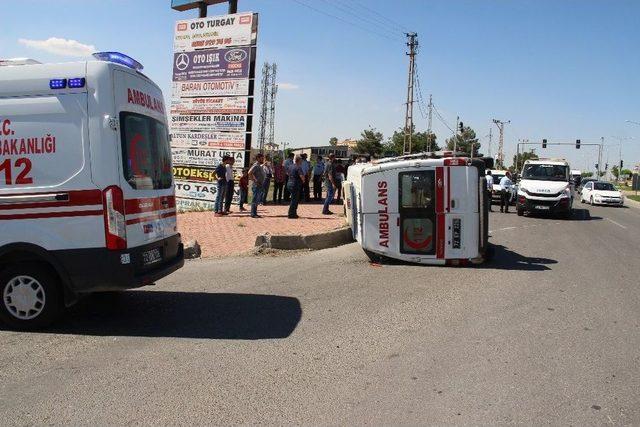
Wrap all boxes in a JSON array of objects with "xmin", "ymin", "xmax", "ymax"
[
  {"xmin": 320, "ymin": 0, "xmax": 404, "ymax": 40},
  {"xmin": 350, "ymin": 0, "xmax": 411, "ymax": 33},
  {"xmin": 290, "ymin": 0, "xmax": 402, "ymax": 43}
]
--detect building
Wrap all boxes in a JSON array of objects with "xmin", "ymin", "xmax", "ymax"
[
  {"xmin": 340, "ymin": 138, "xmax": 359, "ymax": 151},
  {"xmin": 291, "ymin": 145, "xmax": 349, "ymax": 161}
]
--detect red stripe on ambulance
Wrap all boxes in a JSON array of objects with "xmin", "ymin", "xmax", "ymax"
[{"xmin": 0, "ymin": 189, "xmax": 102, "ymax": 211}]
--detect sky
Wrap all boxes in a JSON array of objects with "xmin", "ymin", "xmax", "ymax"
[{"xmin": 2, "ymin": 0, "xmax": 639, "ymax": 173}]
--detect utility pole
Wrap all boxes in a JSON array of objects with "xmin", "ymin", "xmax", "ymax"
[
  {"xmin": 403, "ymin": 32, "xmax": 418, "ymax": 155},
  {"xmin": 598, "ymin": 137, "xmax": 604, "ymax": 179},
  {"xmin": 268, "ymin": 64, "xmax": 278, "ymax": 152},
  {"xmin": 426, "ymin": 95, "xmax": 433, "ymax": 151},
  {"xmin": 454, "ymin": 116, "xmax": 459, "ymax": 154},
  {"xmin": 197, "ymin": 0, "xmax": 237, "ymax": 17},
  {"xmin": 492, "ymin": 119, "xmax": 510, "ymax": 169},
  {"xmin": 486, "ymin": 127, "xmax": 493, "ymax": 158}
]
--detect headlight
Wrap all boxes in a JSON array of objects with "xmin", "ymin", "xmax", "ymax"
[
  {"xmin": 594, "ymin": 194, "xmax": 602, "ymax": 200},
  {"xmin": 562, "ymin": 187, "xmax": 571, "ymax": 197}
]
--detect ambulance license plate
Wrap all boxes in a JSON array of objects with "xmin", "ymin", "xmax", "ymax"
[
  {"xmin": 452, "ymin": 218, "xmax": 461, "ymax": 249},
  {"xmin": 142, "ymin": 248, "xmax": 162, "ymax": 266},
  {"xmin": 535, "ymin": 205, "xmax": 550, "ymax": 210}
]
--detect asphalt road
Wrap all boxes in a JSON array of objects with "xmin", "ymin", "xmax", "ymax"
[{"xmin": 1, "ymin": 202, "xmax": 639, "ymax": 425}]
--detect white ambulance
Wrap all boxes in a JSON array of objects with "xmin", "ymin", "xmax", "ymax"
[
  {"xmin": 343, "ymin": 153, "xmax": 491, "ymax": 266},
  {"xmin": 0, "ymin": 53, "xmax": 184, "ymax": 329}
]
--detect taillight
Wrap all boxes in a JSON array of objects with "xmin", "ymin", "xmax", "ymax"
[{"xmin": 102, "ymin": 186, "xmax": 127, "ymax": 250}]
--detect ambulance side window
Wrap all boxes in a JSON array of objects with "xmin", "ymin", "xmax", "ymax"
[{"xmin": 120, "ymin": 112, "xmax": 172, "ymax": 190}]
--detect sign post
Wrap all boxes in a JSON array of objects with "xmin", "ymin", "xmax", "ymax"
[{"xmin": 170, "ymin": 7, "xmax": 258, "ymax": 211}]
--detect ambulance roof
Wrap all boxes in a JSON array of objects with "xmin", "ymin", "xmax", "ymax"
[
  {"xmin": 0, "ymin": 53, "xmax": 153, "ymax": 98},
  {"xmin": 524, "ymin": 158, "xmax": 569, "ymax": 166}
]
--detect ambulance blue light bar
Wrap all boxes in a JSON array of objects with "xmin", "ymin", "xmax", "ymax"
[
  {"xmin": 49, "ymin": 79, "xmax": 67, "ymax": 89},
  {"xmin": 92, "ymin": 52, "xmax": 144, "ymax": 71},
  {"xmin": 68, "ymin": 77, "xmax": 86, "ymax": 88}
]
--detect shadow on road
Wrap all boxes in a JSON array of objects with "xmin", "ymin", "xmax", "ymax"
[
  {"xmin": 482, "ymin": 244, "xmax": 557, "ymax": 271},
  {"xmin": 10, "ymin": 291, "xmax": 302, "ymax": 339},
  {"xmin": 523, "ymin": 208, "xmax": 601, "ymax": 221}
]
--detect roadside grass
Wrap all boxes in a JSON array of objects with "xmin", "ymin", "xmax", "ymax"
[{"xmin": 628, "ymin": 195, "xmax": 640, "ymax": 203}]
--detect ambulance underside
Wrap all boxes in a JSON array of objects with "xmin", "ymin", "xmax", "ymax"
[{"xmin": 345, "ymin": 159, "xmax": 489, "ymax": 265}]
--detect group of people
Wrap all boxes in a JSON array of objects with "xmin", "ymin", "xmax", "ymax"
[
  {"xmin": 214, "ymin": 152, "xmax": 349, "ymax": 219},
  {"xmin": 486, "ymin": 170, "xmax": 514, "ymax": 213}
]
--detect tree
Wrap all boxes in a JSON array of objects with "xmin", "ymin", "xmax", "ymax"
[
  {"xmin": 581, "ymin": 171, "xmax": 593, "ymax": 178},
  {"xmin": 329, "ymin": 136, "xmax": 338, "ymax": 146},
  {"xmin": 622, "ymin": 168, "xmax": 633, "ymax": 177},
  {"xmin": 612, "ymin": 165, "xmax": 620, "ymax": 180},
  {"xmin": 511, "ymin": 150, "xmax": 539, "ymax": 172},
  {"xmin": 356, "ymin": 128, "xmax": 384, "ymax": 158},
  {"xmin": 385, "ymin": 127, "xmax": 439, "ymax": 156},
  {"xmin": 445, "ymin": 126, "xmax": 479, "ymax": 156}
]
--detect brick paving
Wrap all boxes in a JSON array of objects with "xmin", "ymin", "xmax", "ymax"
[{"xmin": 177, "ymin": 201, "xmax": 346, "ymax": 258}]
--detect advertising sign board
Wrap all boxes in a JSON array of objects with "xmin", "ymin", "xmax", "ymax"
[
  {"xmin": 170, "ymin": 97, "xmax": 248, "ymax": 115},
  {"xmin": 173, "ymin": 47, "xmax": 251, "ymax": 81},
  {"xmin": 170, "ymin": 114, "xmax": 247, "ymax": 132},
  {"xmin": 171, "ymin": 131, "xmax": 246, "ymax": 150},
  {"xmin": 171, "ymin": 147, "xmax": 245, "ymax": 168},
  {"xmin": 172, "ymin": 79, "xmax": 249, "ymax": 97},
  {"xmin": 173, "ymin": 12, "xmax": 255, "ymax": 51}
]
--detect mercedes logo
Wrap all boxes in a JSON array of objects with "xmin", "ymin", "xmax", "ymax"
[{"xmin": 175, "ymin": 53, "xmax": 189, "ymax": 71}]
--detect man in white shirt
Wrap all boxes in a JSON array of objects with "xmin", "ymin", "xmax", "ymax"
[{"xmin": 499, "ymin": 171, "xmax": 513, "ymax": 213}]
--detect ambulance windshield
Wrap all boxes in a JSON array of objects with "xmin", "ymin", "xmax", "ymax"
[{"xmin": 120, "ymin": 112, "xmax": 173, "ymax": 190}]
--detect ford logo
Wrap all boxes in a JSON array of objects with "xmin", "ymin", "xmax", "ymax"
[{"xmin": 225, "ymin": 49, "xmax": 247, "ymax": 63}]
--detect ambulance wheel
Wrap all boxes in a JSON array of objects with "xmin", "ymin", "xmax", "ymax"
[
  {"xmin": 0, "ymin": 263, "xmax": 63, "ymax": 330},
  {"xmin": 517, "ymin": 207, "xmax": 524, "ymax": 216}
]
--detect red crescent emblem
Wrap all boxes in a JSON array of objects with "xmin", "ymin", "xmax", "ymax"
[{"xmin": 403, "ymin": 228, "xmax": 433, "ymax": 250}]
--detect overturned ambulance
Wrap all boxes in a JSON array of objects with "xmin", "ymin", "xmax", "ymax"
[{"xmin": 343, "ymin": 152, "xmax": 491, "ymax": 265}]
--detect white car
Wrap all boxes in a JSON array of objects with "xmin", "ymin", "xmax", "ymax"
[{"xmin": 580, "ymin": 181, "xmax": 624, "ymax": 206}]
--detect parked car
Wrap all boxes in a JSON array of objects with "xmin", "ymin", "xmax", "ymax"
[
  {"xmin": 580, "ymin": 181, "xmax": 624, "ymax": 206},
  {"xmin": 577, "ymin": 178, "xmax": 597, "ymax": 194}
]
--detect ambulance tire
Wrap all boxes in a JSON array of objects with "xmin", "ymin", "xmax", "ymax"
[
  {"xmin": 0, "ymin": 263, "xmax": 64, "ymax": 331},
  {"xmin": 517, "ymin": 207, "xmax": 524, "ymax": 216}
]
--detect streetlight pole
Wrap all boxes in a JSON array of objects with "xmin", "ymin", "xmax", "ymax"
[{"xmin": 610, "ymin": 136, "xmax": 634, "ymax": 182}]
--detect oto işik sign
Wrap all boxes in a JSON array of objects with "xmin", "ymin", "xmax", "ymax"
[{"xmin": 170, "ymin": 11, "xmax": 258, "ymax": 211}]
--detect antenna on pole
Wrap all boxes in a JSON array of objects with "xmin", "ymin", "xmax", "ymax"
[
  {"xmin": 268, "ymin": 64, "xmax": 278, "ymax": 152},
  {"xmin": 257, "ymin": 63, "xmax": 271, "ymax": 153},
  {"xmin": 403, "ymin": 32, "xmax": 418, "ymax": 155},
  {"xmin": 492, "ymin": 118, "xmax": 510, "ymax": 169}
]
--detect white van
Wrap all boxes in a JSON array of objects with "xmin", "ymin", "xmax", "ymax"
[
  {"xmin": 343, "ymin": 153, "xmax": 491, "ymax": 266},
  {"xmin": 516, "ymin": 158, "xmax": 573, "ymax": 218},
  {"xmin": 0, "ymin": 53, "xmax": 184, "ymax": 329}
]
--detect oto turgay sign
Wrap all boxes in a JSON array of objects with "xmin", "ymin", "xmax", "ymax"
[{"xmin": 170, "ymin": 11, "xmax": 258, "ymax": 211}]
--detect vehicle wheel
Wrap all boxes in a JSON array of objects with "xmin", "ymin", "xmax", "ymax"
[
  {"xmin": 562, "ymin": 209, "xmax": 573, "ymax": 220},
  {"xmin": 0, "ymin": 263, "xmax": 63, "ymax": 330},
  {"xmin": 517, "ymin": 207, "xmax": 524, "ymax": 216}
]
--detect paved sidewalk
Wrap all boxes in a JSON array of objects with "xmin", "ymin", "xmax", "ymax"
[{"xmin": 178, "ymin": 202, "xmax": 345, "ymax": 258}]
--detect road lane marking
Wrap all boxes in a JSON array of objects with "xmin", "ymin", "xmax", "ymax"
[{"xmin": 606, "ymin": 218, "xmax": 627, "ymax": 229}]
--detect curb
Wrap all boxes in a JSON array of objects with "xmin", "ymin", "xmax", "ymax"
[{"xmin": 255, "ymin": 226, "xmax": 354, "ymax": 251}]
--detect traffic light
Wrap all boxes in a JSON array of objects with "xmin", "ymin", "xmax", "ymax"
[
  {"xmin": 595, "ymin": 163, "xmax": 599, "ymax": 170},
  {"xmin": 458, "ymin": 122, "xmax": 464, "ymax": 133},
  {"xmin": 620, "ymin": 160, "xmax": 624, "ymax": 168},
  {"xmin": 576, "ymin": 139, "xmax": 581, "ymax": 149},
  {"xmin": 605, "ymin": 163, "xmax": 608, "ymax": 170},
  {"xmin": 542, "ymin": 138, "xmax": 547, "ymax": 148}
]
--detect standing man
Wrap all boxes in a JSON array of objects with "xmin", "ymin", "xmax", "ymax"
[
  {"xmin": 248, "ymin": 153, "xmax": 265, "ymax": 218},
  {"xmin": 272, "ymin": 158, "xmax": 286, "ymax": 204},
  {"xmin": 312, "ymin": 155, "xmax": 325, "ymax": 201},
  {"xmin": 300, "ymin": 153, "xmax": 311, "ymax": 202},
  {"xmin": 485, "ymin": 170, "xmax": 494, "ymax": 212},
  {"xmin": 499, "ymin": 171, "xmax": 513, "ymax": 213},
  {"xmin": 214, "ymin": 155, "xmax": 228, "ymax": 217},
  {"xmin": 262, "ymin": 155, "xmax": 273, "ymax": 205},
  {"xmin": 283, "ymin": 152, "xmax": 295, "ymax": 202},
  {"xmin": 322, "ymin": 153, "xmax": 337, "ymax": 215},
  {"xmin": 287, "ymin": 155, "xmax": 306, "ymax": 219},
  {"xmin": 223, "ymin": 156, "xmax": 235, "ymax": 214}
]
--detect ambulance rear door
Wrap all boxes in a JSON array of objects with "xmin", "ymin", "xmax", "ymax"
[
  {"xmin": 397, "ymin": 167, "xmax": 438, "ymax": 259},
  {"xmin": 113, "ymin": 69, "xmax": 173, "ymax": 261}
]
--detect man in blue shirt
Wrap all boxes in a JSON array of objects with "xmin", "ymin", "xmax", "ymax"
[
  {"xmin": 313, "ymin": 156, "xmax": 325, "ymax": 201},
  {"xmin": 283, "ymin": 152, "xmax": 294, "ymax": 202},
  {"xmin": 300, "ymin": 153, "xmax": 311, "ymax": 202}
]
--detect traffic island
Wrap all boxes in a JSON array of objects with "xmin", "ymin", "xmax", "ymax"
[{"xmin": 255, "ymin": 226, "xmax": 353, "ymax": 252}]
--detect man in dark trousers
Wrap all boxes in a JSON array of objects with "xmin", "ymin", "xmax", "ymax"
[
  {"xmin": 214, "ymin": 155, "xmax": 229, "ymax": 217},
  {"xmin": 283, "ymin": 152, "xmax": 294, "ymax": 202},
  {"xmin": 322, "ymin": 153, "xmax": 337, "ymax": 215},
  {"xmin": 312, "ymin": 156, "xmax": 325, "ymax": 201}
]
